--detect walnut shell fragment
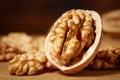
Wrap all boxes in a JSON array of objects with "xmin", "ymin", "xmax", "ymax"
[{"xmin": 45, "ymin": 9, "xmax": 102, "ymax": 74}]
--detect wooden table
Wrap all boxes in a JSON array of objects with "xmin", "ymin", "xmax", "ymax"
[{"xmin": 0, "ymin": 33, "xmax": 120, "ymax": 80}]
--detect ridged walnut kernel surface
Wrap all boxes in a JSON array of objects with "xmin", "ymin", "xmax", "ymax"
[
  {"xmin": 45, "ymin": 9, "xmax": 102, "ymax": 74},
  {"xmin": 88, "ymin": 47, "xmax": 120, "ymax": 70},
  {"xmin": 9, "ymin": 51, "xmax": 53, "ymax": 75},
  {"xmin": 8, "ymin": 36, "xmax": 56, "ymax": 76},
  {"xmin": 49, "ymin": 10, "xmax": 94, "ymax": 65}
]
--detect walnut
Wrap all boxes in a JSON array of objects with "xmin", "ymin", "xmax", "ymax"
[
  {"xmin": 0, "ymin": 32, "xmax": 32, "ymax": 51},
  {"xmin": 0, "ymin": 32, "xmax": 47, "ymax": 61},
  {"xmin": 45, "ymin": 9, "xmax": 102, "ymax": 74},
  {"xmin": 0, "ymin": 32, "xmax": 32, "ymax": 61},
  {"xmin": 9, "ymin": 51, "xmax": 45, "ymax": 75},
  {"xmin": 102, "ymin": 9, "xmax": 120, "ymax": 37},
  {"xmin": 87, "ymin": 47, "xmax": 120, "ymax": 70},
  {"xmin": 0, "ymin": 43, "xmax": 24, "ymax": 61},
  {"xmin": 8, "ymin": 36, "xmax": 56, "ymax": 75},
  {"xmin": 9, "ymin": 50, "xmax": 56, "ymax": 76}
]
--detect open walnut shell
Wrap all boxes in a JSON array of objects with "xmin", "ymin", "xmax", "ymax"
[{"xmin": 45, "ymin": 9, "xmax": 102, "ymax": 74}]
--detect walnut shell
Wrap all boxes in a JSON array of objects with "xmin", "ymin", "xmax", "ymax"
[{"xmin": 45, "ymin": 9, "xmax": 102, "ymax": 74}]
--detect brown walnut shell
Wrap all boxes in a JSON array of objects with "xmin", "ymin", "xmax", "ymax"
[{"xmin": 45, "ymin": 9, "xmax": 102, "ymax": 74}]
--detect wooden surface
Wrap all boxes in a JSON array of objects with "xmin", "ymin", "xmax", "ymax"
[{"xmin": 0, "ymin": 33, "xmax": 120, "ymax": 80}]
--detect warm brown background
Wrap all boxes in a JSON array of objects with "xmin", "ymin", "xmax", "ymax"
[{"xmin": 0, "ymin": 0, "xmax": 120, "ymax": 34}]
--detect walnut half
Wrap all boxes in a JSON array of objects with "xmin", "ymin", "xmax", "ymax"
[{"xmin": 45, "ymin": 9, "xmax": 102, "ymax": 74}]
